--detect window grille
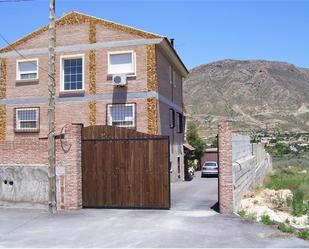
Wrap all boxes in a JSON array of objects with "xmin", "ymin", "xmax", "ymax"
[
  {"xmin": 15, "ymin": 107, "xmax": 40, "ymax": 133},
  {"xmin": 107, "ymin": 103, "xmax": 135, "ymax": 128}
]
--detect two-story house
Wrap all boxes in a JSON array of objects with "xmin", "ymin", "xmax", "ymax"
[{"xmin": 0, "ymin": 12, "xmax": 188, "ymax": 182}]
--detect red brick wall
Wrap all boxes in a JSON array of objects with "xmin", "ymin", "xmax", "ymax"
[
  {"xmin": 13, "ymin": 23, "xmax": 142, "ymax": 51},
  {"xmin": 2, "ymin": 20, "xmax": 185, "ymax": 149},
  {"xmin": 218, "ymin": 121, "xmax": 233, "ymax": 214},
  {"xmin": 156, "ymin": 47, "xmax": 184, "ymax": 181},
  {"xmin": 0, "ymin": 138, "xmax": 48, "ymax": 164},
  {"xmin": 156, "ymin": 47, "xmax": 182, "ymax": 107},
  {"xmin": 0, "ymin": 124, "xmax": 82, "ymax": 210},
  {"xmin": 55, "ymin": 124, "xmax": 82, "ymax": 210},
  {"xmin": 3, "ymin": 23, "xmax": 151, "ymax": 140}
]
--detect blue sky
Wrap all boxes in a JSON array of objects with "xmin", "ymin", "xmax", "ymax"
[{"xmin": 0, "ymin": 0, "xmax": 308, "ymax": 70}]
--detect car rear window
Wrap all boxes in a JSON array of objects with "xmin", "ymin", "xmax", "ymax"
[{"xmin": 204, "ymin": 163, "xmax": 217, "ymax": 166}]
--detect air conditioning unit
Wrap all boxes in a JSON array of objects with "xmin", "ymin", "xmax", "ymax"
[{"xmin": 112, "ymin": 74, "xmax": 127, "ymax": 86}]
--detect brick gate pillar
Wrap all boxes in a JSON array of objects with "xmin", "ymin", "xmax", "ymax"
[
  {"xmin": 218, "ymin": 121, "xmax": 234, "ymax": 214},
  {"xmin": 57, "ymin": 124, "xmax": 82, "ymax": 210}
]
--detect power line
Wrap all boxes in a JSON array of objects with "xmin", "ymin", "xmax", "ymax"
[
  {"xmin": 0, "ymin": 33, "xmax": 54, "ymax": 80},
  {"xmin": 0, "ymin": 0, "xmax": 34, "ymax": 2}
]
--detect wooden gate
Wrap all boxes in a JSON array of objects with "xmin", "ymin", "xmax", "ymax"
[{"xmin": 81, "ymin": 125, "xmax": 170, "ymax": 209}]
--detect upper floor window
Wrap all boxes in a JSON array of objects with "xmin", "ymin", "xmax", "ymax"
[
  {"xmin": 169, "ymin": 65, "xmax": 176, "ymax": 87},
  {"xmin": 15, "ymin": 107, "xmax": 40, "ymax": 133},
  {"xmin": 60, "ymin": 54, "xmax": 84, "ymax": 92},
  {"xmin": 108, "ymin": 51, "xmax": 136, "ymax": 76},
  {"xmin": 169, "ymin": 66, "xmax": 174, "ymax": 85},
  {"xmin": 173, "ymin": 70, "xmax": 177, "ymax": 88},
  {"xmin": 16, "ymin": 59, "xmax": 39, "ymax": 81},
  {"xmin": 107, "ymin": 103, "xmax": 135, "ymax": 128}
]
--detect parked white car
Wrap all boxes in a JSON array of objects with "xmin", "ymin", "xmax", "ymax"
[{"xmin": 201, "ymin": 161, "xmax": 218, "ymax": 177}]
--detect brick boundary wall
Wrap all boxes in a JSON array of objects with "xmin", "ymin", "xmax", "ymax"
[
  {"xmin": 218, "ymin": 121, "xmax": 272, "ymax": 214},
  {"xmin": 233, "ymin": 143, "xmax": 272, "ymax": 211},
  {"xmin": 0, "ymin": 124, "xmax": 82, "ymax": 210},
  {"xmin": 218, "ymin": 121, "xmax": 234, "ymax": 214}
]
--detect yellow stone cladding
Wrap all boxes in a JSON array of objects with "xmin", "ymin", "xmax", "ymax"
[{"xmin": 147, "ymin": 97, "xmax": 158, "ymax": 135}]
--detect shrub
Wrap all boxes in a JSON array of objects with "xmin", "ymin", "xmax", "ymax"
[
  {"xmin": 292, "ymin": 190, "xmax": 308, "ymax": 217},
  {"xmin": 267, "ymin": 142, "xmax": 292, "ymax": 158},
  {"xmin": 286, "ymin": 197, "xmax": 292, "ymax": 207},
  {"xmin": 277, "ymin": 223, "xmax": 294, "ymax": 233},
  {"xmin": 261, "ymin": 214, "xmax": 275, "ymax": 225},
  {"xmin": 297, "ymin": 230, "xmax": 309, "ymax": 240},
  {"xmin": 276, "ymin": 194, "xmax": 285, "ymax": 208},
  {"xmin": 239, "ymin": 210, "xmax": 246, "ymax": 217}
]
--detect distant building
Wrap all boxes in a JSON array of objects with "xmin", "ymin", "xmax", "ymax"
[{"xmin": 201, "ymin": 148, "xmax": 218, "ymax": 165}]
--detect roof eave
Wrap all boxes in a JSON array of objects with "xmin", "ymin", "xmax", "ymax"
[{"xmin": 158, "ymin": 37, "xmax": 189, "ymax": 77}]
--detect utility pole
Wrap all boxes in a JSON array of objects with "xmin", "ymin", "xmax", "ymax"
[{"xmin": 48, "ymin": 0, "xmax": 56, "ymax": 213}]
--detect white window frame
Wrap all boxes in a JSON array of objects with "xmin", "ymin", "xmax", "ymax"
[
  {"xmin": 16, "ymin": 58, "xmax": 39, "ymax": 81},
  {"xmin": 60, "ymin": 54, "xmax": 85, "ymax": 92},
  {"xmin": 107, "ymin": 103, "xmax": 136, "ymax": 128},
  {"xmin": 107, "ymin": 50, "xmax": 136, "ymax": 76},
  {"xmin": 15, "ymin": 107, "xmax": 39, "ymax": 132}
]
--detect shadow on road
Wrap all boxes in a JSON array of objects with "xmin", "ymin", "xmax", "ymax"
[
  {"xmin": 211, "ymin": 201, "xmax": 219, "ymax": 212},
  {"xmin": 171, "ymin": 171, "xmax": 218, "ymax": 211}
]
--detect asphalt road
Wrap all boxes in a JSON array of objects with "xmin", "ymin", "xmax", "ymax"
[{"xmin": 0, "ymin": 172, "xmax": 308, "ymax": 248}]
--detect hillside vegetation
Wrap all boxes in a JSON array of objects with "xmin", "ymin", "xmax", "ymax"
[{"xmin": 184, "ymin": 60, "xmax": 309, "ymax": 138}]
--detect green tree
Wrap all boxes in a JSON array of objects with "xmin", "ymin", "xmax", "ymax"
[
  {"xmin": 186, "ymin": 122, "xmax": 207, "ymax": 166},
  {"xmin": 210, "ymin": 136, "xmax": 218, "ymax": 148}
]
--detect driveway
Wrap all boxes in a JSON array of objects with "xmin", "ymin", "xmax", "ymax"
[{"xmin": 0, "ymin": 172, "xmax": 308, "ymax": 248}]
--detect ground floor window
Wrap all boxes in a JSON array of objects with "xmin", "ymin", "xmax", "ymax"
[
  {"xmin": 176, "ymin": 112, "xmax": 184, "ymax": 133},
  {"xmin": 15, "ymin": 107, "xmax": 40, "ymax": 133},
  {"xmin": 107, "ymin": 103, "xmax": 135, "ymax": 128},
  {"xmin": 169, "ymin": 109, "xmax": 175, "ymax": 128}
]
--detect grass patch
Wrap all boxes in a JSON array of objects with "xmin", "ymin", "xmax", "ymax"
[
  {"xmin": 297, "ymin": 230, "xmax": 309, "ymax": 240},
  {"xmin": 246, "ymin": 212, "xmax": 257, "ymax": 221},
  {"xmin": 277, "ymin": 223, "xmax": 294, "ymax": 233},
  {"xmin": 292, "ymin": 191, "xmax": 309, "ymax": 217},
  {"xmin": 261, "ymin": 214, "xmax": 275, "ymax": 225},
  {"xmin": 264, "ymin": 158, "xmax": 309, "ymax": 216},
  {"xmin": 238, "ymin": 210, "xmax": 257, "ymax": 221},
  {"xmin": 264, "ymin": 170, "xmax": 309, "ymax": 194}
]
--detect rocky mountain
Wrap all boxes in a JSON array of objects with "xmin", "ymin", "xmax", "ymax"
[{"xmin": 183, "ymin": 60, "xmax": 309, "ymax": 138}]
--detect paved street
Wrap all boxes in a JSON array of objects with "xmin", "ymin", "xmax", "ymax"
[{"xmin": 0, "ymin": 172, "xmax": 308, "ymax": 248}]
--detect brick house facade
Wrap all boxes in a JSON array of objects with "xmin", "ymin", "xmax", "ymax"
[{"xmin": 0, "ymin": 12, "xmax": 188, "ymax": 182}]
